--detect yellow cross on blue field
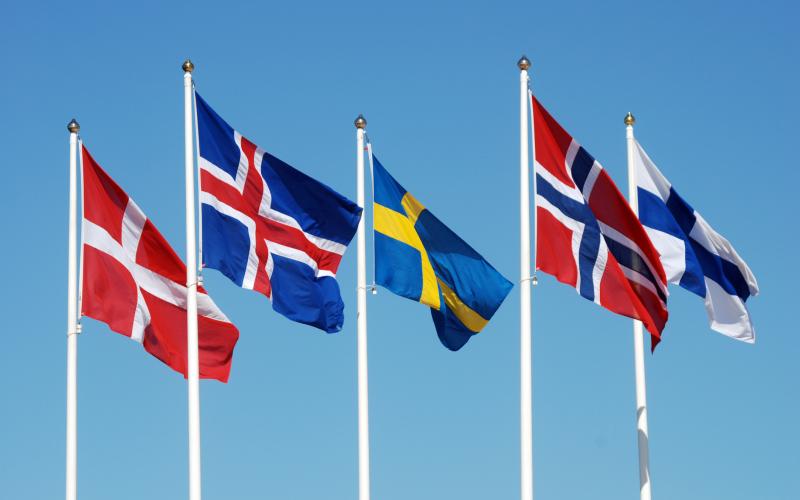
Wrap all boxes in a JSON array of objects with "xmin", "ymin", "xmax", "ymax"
[{"xmin": 371, "ymin": 153, "xmax": 513, "ymax": 350}]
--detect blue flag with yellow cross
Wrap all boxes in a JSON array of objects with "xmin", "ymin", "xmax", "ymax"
[{"xmin": 372, "ymin": 154, "xmax": 513, "ymax": 351}]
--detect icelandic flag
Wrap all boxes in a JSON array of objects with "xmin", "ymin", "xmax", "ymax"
[
  {"xmin": 634, "ymin": 140, "xmax": 759, "ymax": 342},
  {"xmin": 533, "ymin": 96, "xmax": 669, "ymax": 347},
  {"xmin": 195, "ymin": 93, "xmax": 363, "ymax": 333}
]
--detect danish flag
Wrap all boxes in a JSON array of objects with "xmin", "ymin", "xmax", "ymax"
[
  {"xmin": 195, "ymin": 93, "xmax": 362, "ymax": 333},
  {"xmin": 532, "ymin": 96, "xmax": 669, "ymax": 347},
  {"xmin": 80, "ymin": 146, "xmax": 239, "ymax": 382}
]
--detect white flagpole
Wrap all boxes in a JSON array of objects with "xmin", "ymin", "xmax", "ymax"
[
  {"xmin": 518, "ymin": 55, "xmax": 534, "ymax": 500},
  {"xmin": 182, "ymin": 59, "xmax": 203, "ymax": 500},
  {"xmin": 66, "ymin": 118, "xmax": 80, "ymax": 500},
  {"xmin": 354, "ymin": 114, "xmax": 371, "ymax": 500},
  {"xmin": 625, "ymin": 112, "xmax": 652, "ymax": 500}
]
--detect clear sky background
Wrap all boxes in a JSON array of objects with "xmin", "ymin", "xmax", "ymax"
[{"xmin": 1, "ymin": 1, "xmax": 797, "ymax": 499}]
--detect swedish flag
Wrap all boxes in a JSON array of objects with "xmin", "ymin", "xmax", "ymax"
[{"xmin": 372, "ymin": 155, "xmax": 513, "ymax": 351}]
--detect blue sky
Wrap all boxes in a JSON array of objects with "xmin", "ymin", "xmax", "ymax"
[{"xmin": 1, "ymin": 1, "xmax": 797, "ymax": 499}]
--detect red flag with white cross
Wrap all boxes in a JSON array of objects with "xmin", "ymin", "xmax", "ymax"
[{"xmin": 80, "ymin": 145, "xmax": 239, "ymax": 382}]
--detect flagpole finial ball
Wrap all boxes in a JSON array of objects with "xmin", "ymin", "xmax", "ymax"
[
  {"xmin": 67, "ymin": 118, "xmax": 80, "ymax": 134},
  {"xmin": 624, "ymin": 112, "xmax": 636, "ymax": 126},
  {"xmin": 517, "ymin": 55, "xmax": 531, "ymax": 71},
  {"xmin": 182, "ymin": 59, "xmax": 195, "ymax": 73},
  {"xmin": 354, "ymin": 114, "xmax": 367, "ymax": 129}
]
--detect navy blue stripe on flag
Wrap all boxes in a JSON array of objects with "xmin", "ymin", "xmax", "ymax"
[
  {"xmin": 638, "ymin": 188, "xmax": 687, "ymax": 241},
  {"xmin": 664, "ymin": 188, "xmax": 752, "ymax": 299},
  {"xmin": 537, "ymin": 174, "xmax": 601, "ymax": 301},
  {"xmin": 688, "ymin": 238, "xmax": 751, "ymax": 300},
  {"xmin": 576, "ymin": 218, "xmax": 602, "ymax": 301},
  {"xmin": 570, "ymin": 147, "xmax": 596, "ymax": 193},
  {"xmin": 604, "ymin": 237, "xmax": 667, "ymax": 303},
  {"xmin": 665, "ymin": 187, "xmax": 698, "ymax": 236},
  {"xmin": 642, "ymin": 184, "xmax": 751, "ymax": 301},
  {"xmin": 638, "ymin": 188, "xmax": 706, "ymax": 296}
]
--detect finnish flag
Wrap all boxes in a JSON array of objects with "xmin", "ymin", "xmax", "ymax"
[{"xmin": 634, "ymin": 140, "xmax": 759, "ymax": 342}]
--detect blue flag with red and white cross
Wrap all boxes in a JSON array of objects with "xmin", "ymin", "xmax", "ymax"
[
  {"xmin": 532, "ymin": 96, "xmax": 669, "ymax": 348},
  {"xmin": 195, "ymin": 92, "xmax": 362, "ymax": 333}
]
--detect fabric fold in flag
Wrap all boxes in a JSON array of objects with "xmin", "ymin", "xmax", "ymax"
[
  {"xmin": 634, "ymin": 140, "xmax": 758, "ymax": 342},
  {"xmin": 532, "ymin": 96, "xmax": 669, "ymax": 348},
  {"xmin": 195, "ymin": 93, "xmax": 362, "ymax": 333},
  {"xmin": 80, "ymin": 146, "xmax": 239, "ymax": 382},
  {"xmin": 372, "ymin": 154, "xmax": 513, "ymax": 351}
]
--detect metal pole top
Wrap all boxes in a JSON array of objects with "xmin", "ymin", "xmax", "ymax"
[
  {"xmin": 67, "ymin": 118, "xmax": 80, "ymax": 134},
  {"xmin": 354, "ymin": 114, "xmax": 367, "ymax": 129}
]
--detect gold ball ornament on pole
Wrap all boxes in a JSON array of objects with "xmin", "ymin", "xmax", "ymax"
[
  {"xmin": 354, "ymin": 114, "xmax": 367, "ymax": 129},
  {"xmin": 67, "ymin": 118, "xmax": 80, "ymax": 134}
]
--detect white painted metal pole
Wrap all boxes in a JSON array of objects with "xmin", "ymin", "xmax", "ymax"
[
  {"xmin": 518, "ymin": 55, "xmax": 534, "ymax": 500},
  {"xmin": 182, "ymin": 59, "xmax": 202, "ymax": 500},
  {"xmin": 66, "ymin": 118, "xmax": 80, "ymax": 500},
  {"xmin": 354, "ymin": 114, "xmax": 370, "ymax": 500},
  {"xmin": 625, "ymin": 113, "xmax": 652, "ymax": 500}
]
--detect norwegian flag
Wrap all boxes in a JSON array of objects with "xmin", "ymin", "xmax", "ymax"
[
  {"xmin": 532, "ymin": 96, "xmax": 669, "ymax": 347},
  {"xmin": 80, "ymin": 146, "xmax": 239, "ymax": 382},
  {"xmin": 195, "ymin": 93, "xmax": 362, "ymax": 333}
]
